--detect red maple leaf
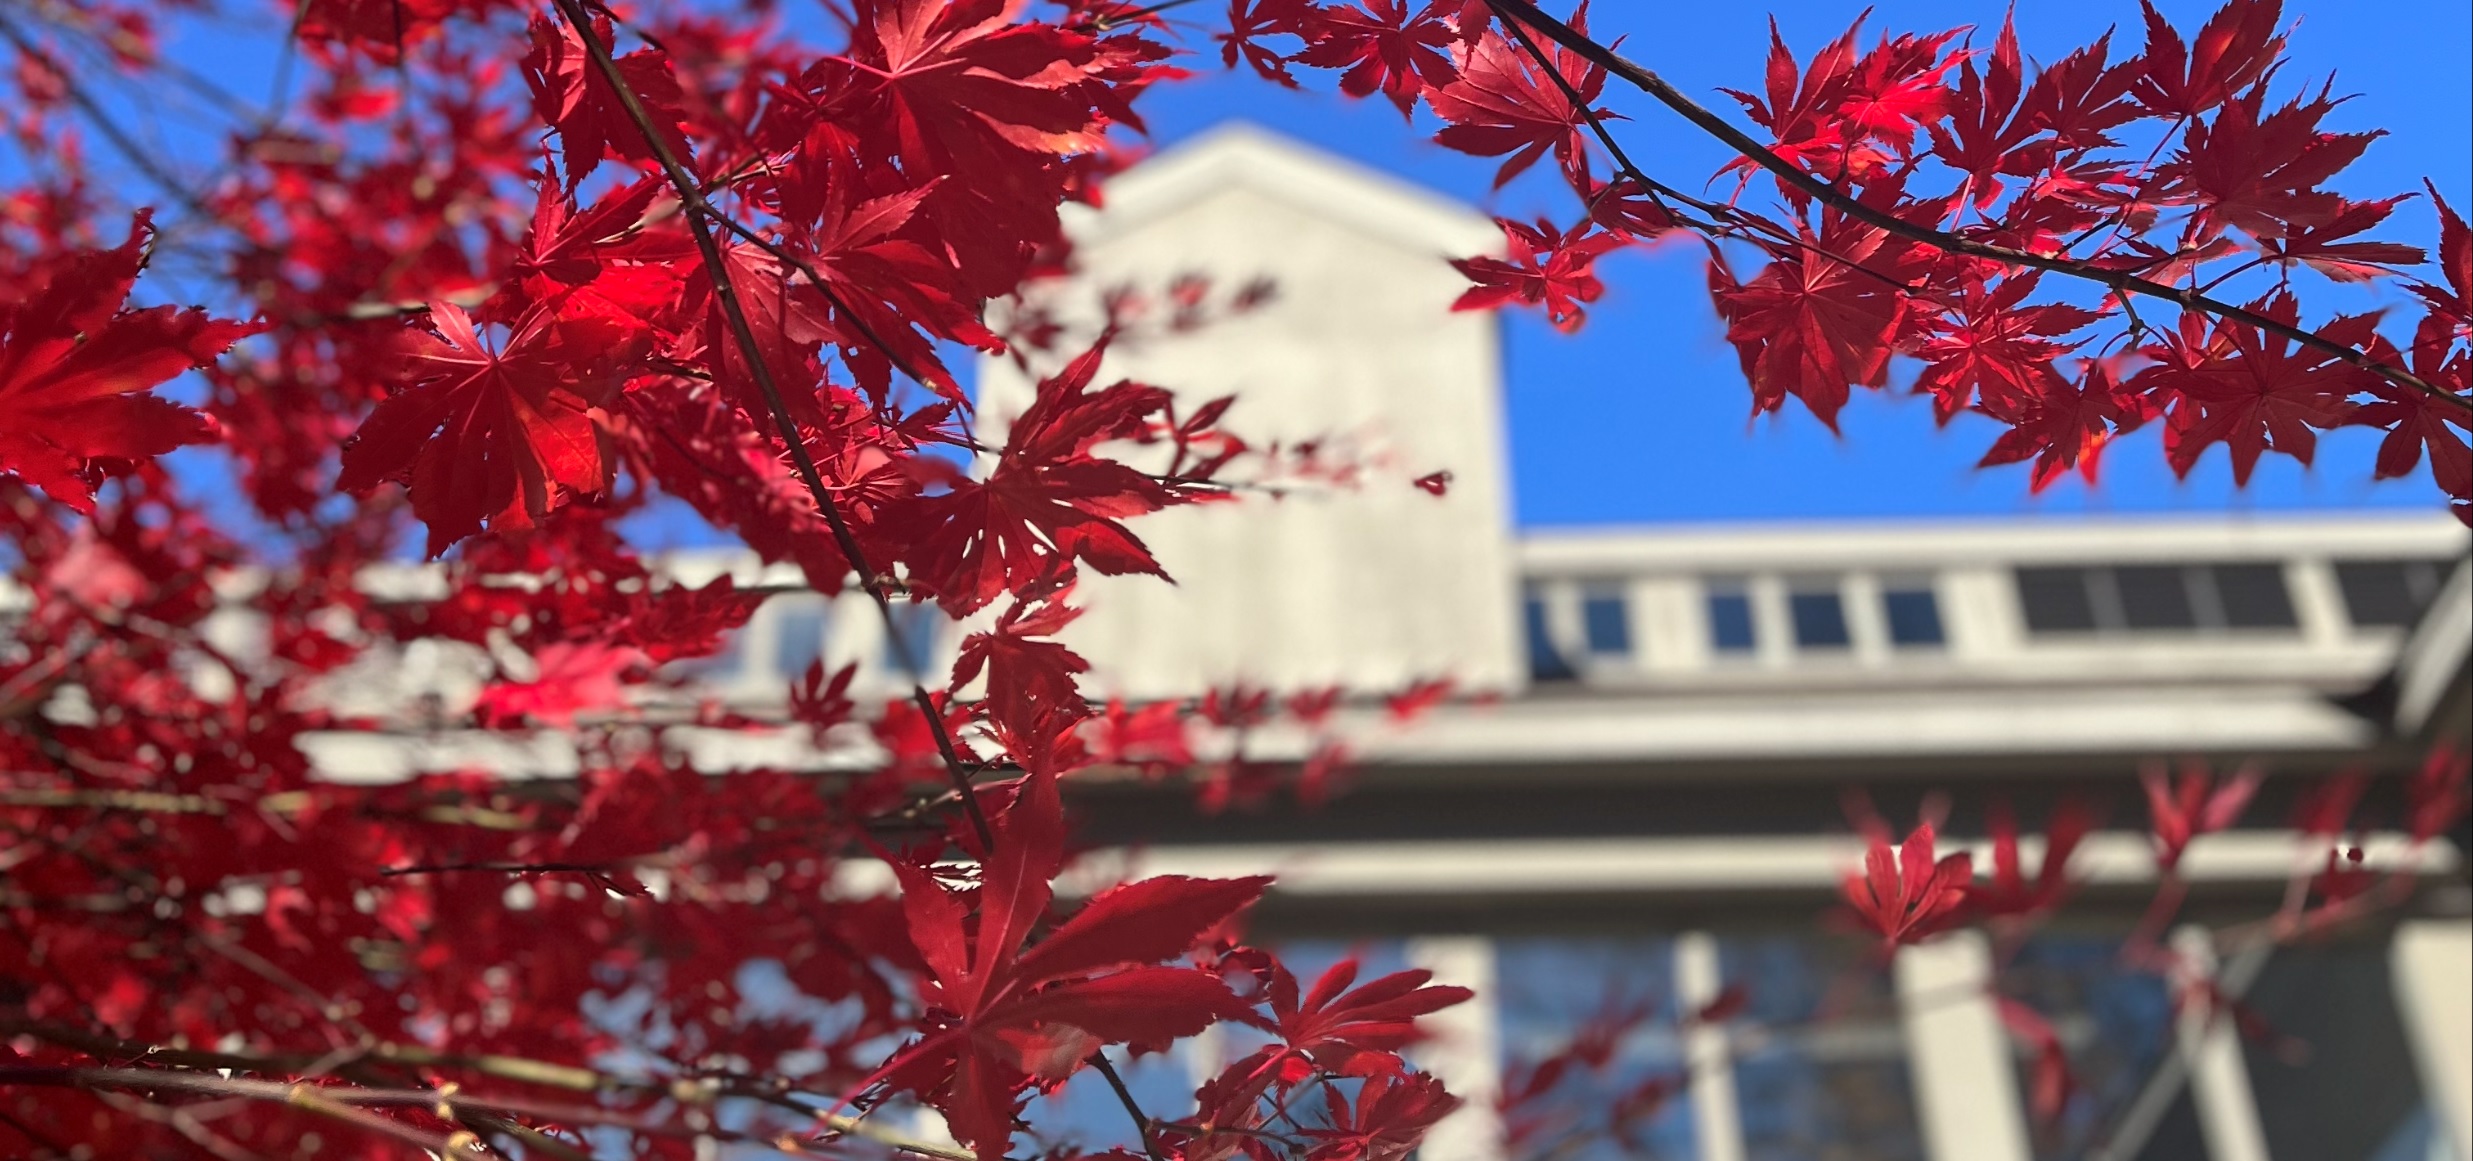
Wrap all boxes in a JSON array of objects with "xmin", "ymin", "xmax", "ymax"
[
  {"xmin": 504, "ymin": 174, "xmax": 687, "ymax": 316},
  {"xmin": 953, "ymin": 579, "xmax": 1093, "ymax": 743},
  {"xmin": 874, "ymin": 768, "xmax": 1268, "ymax": 1160},
  {"xmin": 522, "ymin": 13, "xmax": 695, "ymax": 189},
  {"xmin": 2126, "ymin": 0, "xmax": 2286, "ymax": 119},
  {"xmin": 2411, "ymin": 183, "xmax": 2472, "ymax": 336},
  {"xmin": 789, "ymin": 173, "xmax": 998, "ymax": 404},
  {"xmin": 1976, "ymin": 357, "xmax": 2152, "ymax": 492},
  {"xmin": 1912, "ymin": 273, "xmax": 2102, "ymax": 423},
  {"xmin": 1996, "ymin": 998, "xmax": 2074, "ymax": 1125},
  {"xmin": 1309, "ymin": 1071, "xmax": 1461, "ymax": 1161},
  {"xmin": 2257, "ymin": 195, "xmax": 2427, "ymax": 283},
  {"xmin": 1450, "ymin": 217, "xmax": 1623, "ymax": 333},
  {"xmin": 2137, "ymin": 295, "xmax": 2373, "ymax": 485},
  {"xmin": 1709, "ymin": 212, "xmax": 1924, "ymax": 429},
  {"xmin": 1922, "ymin": 18, "xmax": 2050, "ymax": 213},
  {"xmin": 0, "ymin": 212, "xmax": 257, "ymax": 511},
  {"xmin": 1426, "ymin": 6, "xmax": 1604, "ymax": 189},
  {"xmin": 1965, "ymin": 801, "xmax": 2096, "ymax": 920},
  {"xmin": 897, "ymin": 343, "xmax": 1176, "ymax": 615},
  {"xmin": 846, "ymin": 0, "xmax": 1112, "ymax": 157},
  {"xmin": 2354, "ymin": 317, "xmax": 2471, "ymax": 505},
  {"xmin": 1714, "ymin": 18, "xmax": 1883, "ymax": 193},
  {"xmin": 2141, "ymin": 759, "xmax": 2261, "ymax": 872},
  {"xmin": 2157, "ymin": 86, "xmax": 2377, "ymax": 245},
  {"xmin": 1841, "ymin": 822, "xmax": 1973, "ymax": 947},
  {"xmin": 1833, "ymin": 27, "xmax": 1964, "ymax": 148},
  {"xmin": 1296, "ymin": 0, "xmax": 1458, "ymax": 117},
  {"xmin": 1220, "ymin": 0, "xmax": 1313, "ymax": 86},
  {"xmin": 338, "ymin": 300, "xmax": 636, "ymax": 555},
  {"xmin": 1247, "ymin": 957, "xmax": 1471, "ymax": 1078},
  {"xmin": 475, "ymin": 641, "xmax": 648, "ymax": 728}
]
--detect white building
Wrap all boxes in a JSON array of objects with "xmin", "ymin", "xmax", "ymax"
[
  {"xmin": 260, "ymin": 127, "xmax": 2473, "ymax": 1160},
  {"xmin": 969, "ymin": 127, "xmax": 2472, "ymax": 1161}
]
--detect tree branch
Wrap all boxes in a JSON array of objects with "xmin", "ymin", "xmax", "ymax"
[
  {"xmin": 1484, "ymin": 0, "xmax": 2472, "ymax": 416},
  {"xmin": 542, "ymin": 0, "xmax": 994, "ymax": 850}
]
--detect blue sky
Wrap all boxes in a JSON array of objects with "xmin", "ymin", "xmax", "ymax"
[
  {"xmin": 129, "ymin": 0, "xmax": 2472, "ymax": 536},
  {"xmin": 1116, "ymin": 0, "xmax": 2472, "ymax": 527}
]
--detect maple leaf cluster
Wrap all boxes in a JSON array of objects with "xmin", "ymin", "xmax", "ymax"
[
  {"xmin": 0, "ymin": 0, "xmax": 2465, "ymax": 1157},
  {"xmin": 0, "ymin": 0, "xmax": 1486, "ymax": 1156},
  {"xmin": 1236, "ymin": 0, "xmax": 2473, "ymax": 521}
]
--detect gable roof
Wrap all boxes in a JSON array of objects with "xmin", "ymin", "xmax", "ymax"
[{"xmin": 1067, "ymin": 121, "xmax": 1501, "ymax": 256}]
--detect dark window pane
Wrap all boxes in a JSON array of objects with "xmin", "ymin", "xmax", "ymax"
[
  {"xmin": 2242, "ymin": 942, "xmax": 2427, "ymax": 1161},
  {"xmin": 2336, "ymin": 560, "xmax": 2425, "ymax": 627},
  {"xmin": 2017, "ymin": 568, "xmax": 2096, "ymax": 633},
  {"xmin": 1581, "ymin": 591, "xmax": 1631, "ymax": 656},
  {"xmin": 2004, "ymin": 936, "xmax": 2174, "ymax": 1160},
  {"xmin": 2128, "ymin": 1088, "xmax": 2212, "ymax": 1161},
  {"xmin": 2116, "ymin": 566, "xmax": 2197, "ymax": 630},
  {"xmin": 1883, "ymin": 589, "xmax": 1945, "ymax": 647},
  {"xmin": 1708, "ymin": 590, "xmax": 1756, "ymax": 654},
  {"xmin": 1791, "ymin": 590, "xmax": 1851, "ymax": 649},
  {"xmin": 775, "ymin": 605, "xmax": 826, "ymax": 677},
  {"xmin": 1527, "ymin": 595, "xmax": 1576, "ymax": 681},
  {"xmin": 2212, "ymin": 563, "xmax": 2297, "ymax": 628},
  {"xmin": 1724, "ymin": 933, "xmax": 1923, "ymax": 1161}
]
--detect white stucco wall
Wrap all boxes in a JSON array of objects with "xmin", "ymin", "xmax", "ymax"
[{"xmin": 975, "ymin": 124, "xmax": 1522, "ymax": 700}]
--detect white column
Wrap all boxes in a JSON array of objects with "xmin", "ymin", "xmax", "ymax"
[
  {"xmin": 2392, "ymin": 920, "xmax": 2473, "ymax": 1161},
  {"xmin": 1749, "ymin": 574, "xmax": 1793, "ymax": 669},
  {"xmin": 1894, "ymin": 931, "xmax": 2032, "ymax": 1161},
  {"xmin": 1842, "ymin": 572, "xmax": 1892, "ymax": 667},
  {"xmin": 2170, "ymin": 926, "xmax": 2273, "ymax": 1161},
  {"xmin": 1673, "ymin": 932, "xmax": 1746, "ymax": 1161},
  {"xmin": 1634, "ymin": 575, "xmax": 1709, "ymax": 674},
  {"xmin": 2283, "ymin": 559, "xmax": 2352, "ymax": 647},
  {"xmin": 1404, "ymin": 936, "xmax": 1502, "ymax": 1161}
]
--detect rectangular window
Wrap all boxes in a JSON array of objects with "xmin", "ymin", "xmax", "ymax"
[
  {"xmin": 1790, "ymin": 587, "xmax": 1851, "ymax": 650},
  {"xmin": 2017, "ymin": 567, "xmax": 2097, "ymax": 633},
  {"xmin": 1526, "ymin": 592, "xmax": 1576, "ymax": 682},
  {"xmin": 1723, "ymin": 932, "xmax": 1923, "ymax": 1161},
  {"xmin": 1495, "ymin": 938, "xmax": 1696, "ymax": 1157},
  {"xmin": 773, "ymin": 603, "xmax": 827, "ymax": 678},
  {"xmin": 2114, "ymin": 565, "xmax": 2197, "ymax": 630},
  {"xmin": 2210, "ymin": 563, "xmax": 2297, "ymax": 628},
  {"xmin": 2021, "ymin": 561, "xmax": 2309, "ymax": 637},
  {"xmin": 1883, "ymin": 586, "xmax": 1945, "ymax": 647},
  {"xmin": 1580, "ymin": 586, "xmax": 1631, "ymax": 656},
  {"xmin": 881, "ymin": 602, "xmax": 940, "ymax": 675},
  {"xmin": 2334, "ymin": 558, "xmax": 2452, "ymax": 628},
  {"xmin": 1706, "ymin": 584, "xmax": 1756, "ymax": 654}
]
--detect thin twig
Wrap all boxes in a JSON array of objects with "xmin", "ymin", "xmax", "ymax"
[
  {"xmin": 1483, "ymin": 0, "xmax": 2471, "ymax": 415},
  {"xmin": 542, "ymin": 0, "xmax": 994, "ymax": 849}
]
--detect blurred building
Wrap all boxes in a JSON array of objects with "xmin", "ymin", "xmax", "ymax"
[
  {"xmin": 966, "ymin": 126, "xmax": 2473, "ymax": 1161},
  {"xmin": 275, "ymin": 126, "xmax": 2473, "ymax": 1160}
]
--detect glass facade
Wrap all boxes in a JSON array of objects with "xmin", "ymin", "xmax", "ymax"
[
  {"xmin": 1495, "ymin": 937, "xmax": 1694, "ymax": 1161},
  {"xmin": 1722, "ymin": 932, "xmax": 1925, "ymax": 1161}
]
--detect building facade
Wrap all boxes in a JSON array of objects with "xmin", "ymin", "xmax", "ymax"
[{"xmin": 289, "ymin": 126, "xmax": 2473, "ymax": 1160}]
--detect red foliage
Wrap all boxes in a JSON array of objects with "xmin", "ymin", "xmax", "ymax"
[
  {"xmin": 0, "ymin": 213, "xmax": 256, "ymax": 511},
  {"xmin": 0, "ymin": 0, "xmax": 2463, "ymax": 1155},
  {"xmin": 1842, "ymin": 822, "xmax": 1974, "ymax": 947}
]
